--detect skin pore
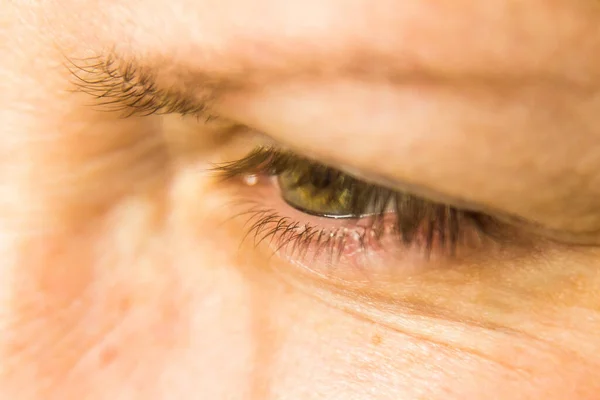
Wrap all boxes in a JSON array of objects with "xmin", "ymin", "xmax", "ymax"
[{"xmin": 2, "ymin": 0, "xmax": 600, "ymax": 399}]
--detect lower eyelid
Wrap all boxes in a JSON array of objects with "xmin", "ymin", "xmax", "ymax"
[{"xmin": 225, "ymin": 175, "xmax": 496, "ymax": 283}]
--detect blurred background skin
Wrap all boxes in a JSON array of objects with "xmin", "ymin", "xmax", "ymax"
[{"xmin": 2, "ymin": 1, "xmax": 600, "ymax": 399}]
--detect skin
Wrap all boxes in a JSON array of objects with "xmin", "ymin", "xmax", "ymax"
[{"xmin": 2, "ymin": 0, "xmax": 600, "ymax": 399}]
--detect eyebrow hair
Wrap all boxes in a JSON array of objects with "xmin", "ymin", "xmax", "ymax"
[
  {"xmin": 65, "ymin": 53, "xmax": 221, "ymax": 118},
  {"xmin": 64, "ymin": 38, "xmax": 595, "ymax": 122}
]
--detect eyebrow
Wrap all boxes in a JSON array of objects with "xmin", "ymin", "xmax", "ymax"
[
  {"xmin": 65, "ymin": 50, "xmax": 445, "ymax": 119},
  {"xmin": 65, "ymin": 41, "xmax": 590, "ymax": 121},
  {"xmin": 65, "ymin": 53, "xmax": 221, "ymax": 118}
]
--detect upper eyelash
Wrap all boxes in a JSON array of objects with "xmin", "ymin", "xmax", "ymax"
[
  {"xmin": 212, "ymin": 147, "xmax": 308, "ymax": 179},
  {"xmin": 213, "ymin": 147, "xmax": 499, "ymax": 254},
  {"xmin": 64, "ymin": 54, "xmax": 217, "ymax": 119}
]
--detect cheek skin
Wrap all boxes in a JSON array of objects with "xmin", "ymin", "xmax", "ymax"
[
  {"xmin": 5, "ymin": 166, "xmax": 599, "ymax": 400},
  {"xmin": 1, "ymin": 177, "xmax": 258, "ymax": 399}
]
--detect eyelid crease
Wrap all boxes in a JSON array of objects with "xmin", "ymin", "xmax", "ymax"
[{"xmin": 63, "ymin": 53, "xmax": 220, "ymax": 119}]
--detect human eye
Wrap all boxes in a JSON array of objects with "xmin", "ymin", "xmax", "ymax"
[{"xmin": 213, "ymin": 146, "xmax": 530, "ymax": 285}]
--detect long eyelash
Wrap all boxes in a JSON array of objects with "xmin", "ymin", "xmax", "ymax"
[
  {"xmin": 239, "ymin": 207, "xmax": 352, "ymax": 265},
  {"xmin": 214, "ymin": 147, "xmax": 496, "ymax": 257},
  {"xmin": 64, "ymin": 53, "xmax": 216, "ymax": 119}
]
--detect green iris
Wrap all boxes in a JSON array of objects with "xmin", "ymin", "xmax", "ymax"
[{"xmin": 277, "ymin": 161, "xmax": 357, "ymax": 217}]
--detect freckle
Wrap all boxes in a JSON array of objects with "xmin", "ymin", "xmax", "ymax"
[
  {"xmin": 99, "ymin": 346, "xmax": 118, "ymax": 367},
  {"xmin": 119, "ymin": 297, "xmax": 131, "ymax": 313},
  {"xmin": 371, "ymin": 334, "xmax": 382, "ymax": 346}
]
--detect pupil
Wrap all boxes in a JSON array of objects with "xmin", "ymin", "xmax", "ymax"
[{"xmin": 309, "ymin": 169, "xmax": 333, "ymax": 189}]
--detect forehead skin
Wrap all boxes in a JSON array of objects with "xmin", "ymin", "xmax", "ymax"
[{"xmin": 70, "ymin": 0, "xmax": 600, "ymax": 79}]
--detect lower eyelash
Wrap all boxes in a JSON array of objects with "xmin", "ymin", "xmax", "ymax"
[
  {"xmin": 242, "ymin": 207, "xmax": 354, "ymax": 263},
  {"xmin": 235, "ymin": 203, "xmax": 475, "ymax": 267}
]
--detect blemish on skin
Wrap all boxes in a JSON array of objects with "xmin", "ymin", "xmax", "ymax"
[
  {"xmin": 99, "ymin": 346, "xmax": 118, "ymax": 367},
  {"xmin": 371, "ymin": 333, "xmax": 382, "ymax": 346},
  {"xmin": 119, "ymin": 297, "xmax": 131, "ymax": 313}
]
